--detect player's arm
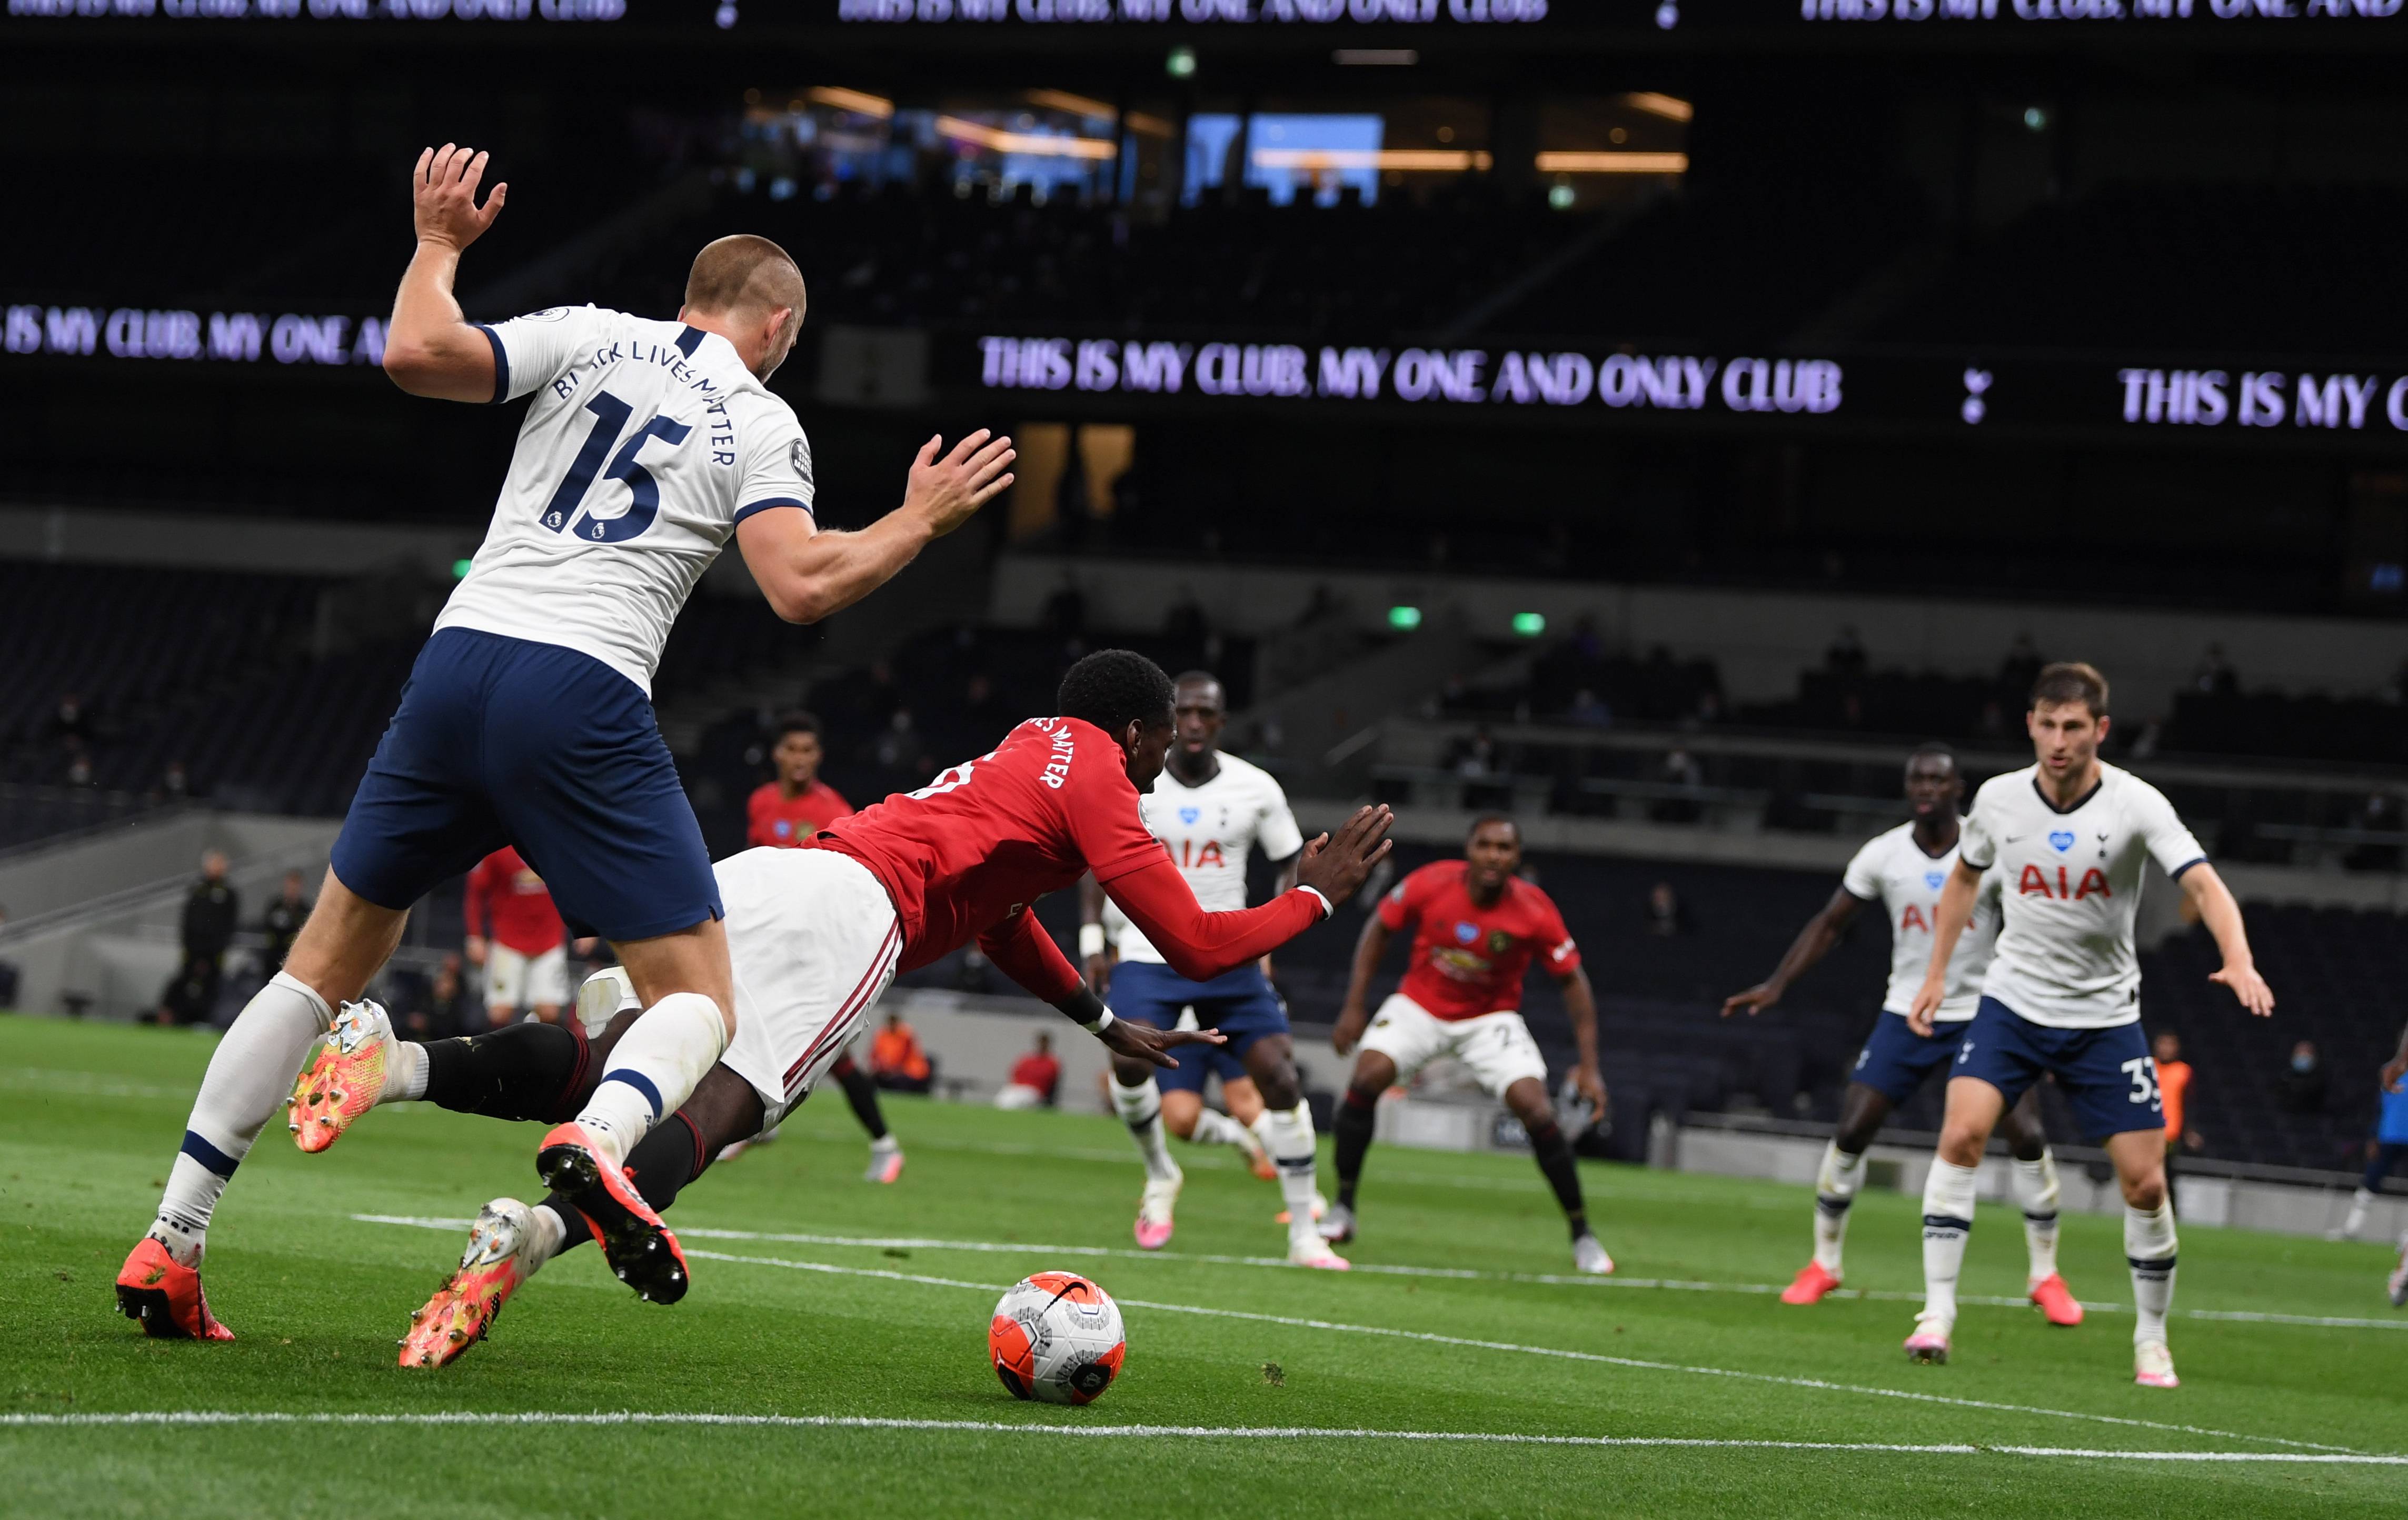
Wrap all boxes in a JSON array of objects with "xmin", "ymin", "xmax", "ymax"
[
  {"xmin": 1076, "ymin": 873, "xmax": 1112, "ymax": 995},
  {"xmin": 1722, "ymin": 887, "xmax": 1867, "ymax": 1018},
  {"xmin": 1331, "ymin": 914, "xmax": 1395, "ymax": 1057},
  {"xmin": 735, "ymin": 432, "xmax": 1014, "ymax": 626},
  {"xmin": 974, "ymin": 910, "xmax": 1221, "ymax": 1071},
  {"xmin": 1102, "ymin": 806, "xmax": 1393, "ymax": 985},
  {"xmin": 1258, "ymin": 848, "xmax": 1301, "ymax": 979},
  {"xmin": 2176, "ymin": 862, "xmax": 2274, "ymax": 1016},
  {"xmin": 1905, "ymin": 862, "xmax": 1983, "ymax": 1036},
  {"xmin": 382, "ymin": 145, "xmax": 506, "ymax": 402},
  {"xmin": 1557, "ymin": 964, "xmax": 1606, "ymax": 1113},
  {"xmin": 2382, "ymin": 1021, "xmax": 2408, "ymax": 1094}
]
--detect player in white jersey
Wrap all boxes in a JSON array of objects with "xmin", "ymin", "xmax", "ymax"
[
  {"xmin": 1077, "ymin": 672, "xmax": 1344, "ymax": 1267},
  {"xmin": 1725, "ymin": 745, "xmax": 2083, "ymax": 1324},
  {"xmin": 1905, "ymin": 663, "xmax": 2274, "ymax": 1387},
  {"xmin": 117, "ymin": 143, "xmax": 1014, "ymax": 1341}
]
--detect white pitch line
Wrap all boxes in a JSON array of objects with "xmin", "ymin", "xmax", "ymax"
[
  {"xmin": 662, "ymin": 1244, "xmax": 2356, "ymax": 1455},
  {"xmin": 1, "ymin": 1411, "xmax": 2399, "ymax": 1465},
  {"xmin": 347, "ymin": 1215, "xmax": 2408, "ymax": 1333}
]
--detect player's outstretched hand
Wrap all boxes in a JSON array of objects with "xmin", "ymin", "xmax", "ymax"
[
  {"xmin": 903, "ymin": 431, "xmax": 1016, "ymax": 537},
  {"xmin": 1720, "ymin": 983, "xmax": 1780, "ymax": 1018},
  {"xmin": 413, "ymin": 144, "xmax": 506, "ymax": 252},
  {"xmin": 1293, "ymin": 805, "xmax": 1396, "ymax": 911},
  {"xmin": 1904, "ymin": 978, "xmax": 1944, "ymax": 1037},
  {"xmin": 1100, "ymin": 1016, "xmax": 1225, "ymax": 1071},
  {"xmin": 1331, "ymin": 1001, "xmax": 1370, "ymax": 1057},
  {"xmin": 2208, "ymin": 961, "xmax": 2275, "ymax": 1017}
]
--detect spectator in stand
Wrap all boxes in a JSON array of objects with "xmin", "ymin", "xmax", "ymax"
[
  {"xmin": 64, "ymin": 745, "xmax": 94, "ymax": 789},
  {"xmin": 994, "ymin": 1032, "xmax": 1062, "ymax": 1111},
  {"xmin": 155, "ymin": 851, "xmax": 237, "ymax": 1027},
  {"xmin": 2192, "ymin": 643, "xmax": 2238, "ymax": 696},
  {"xmin": 2346, "ymin": 793, "xmax": 2403, "ymax": 873},
  {"xmin": 1645, "ymin": 880, "xmax": 1689, "ymax": 938},
  {"xmin": 1653, "ymin": 748, "xmax": 1704, "ymax": 823},
  {"xmin": 2334, "ymin": 1026, "xmax": 2408, "ymax": 1241},
  {"xmin": 871, "ymin": 1011, "xmax": 934, "ymax": 1094},
  {"xmin": 1447, "ymin": 727, "xmax": 1499, "ymax": 777},
  {"xmin": 161, "ymin": 760, "xmax": 190, "ymax": 801},
  {"xmin": 463, "ymin": 846, "xmax": 569, "ymax": 1028},
  {"xmin": 747, "ymin": 712, "xmax": 852, "ymax": 848},
  {"xmin": 1567, "ymin": 688, "xmax": 1613, "ymax": 729},
  {"xmin": 2153, "ymin": 1030, "xmax": 2201, "ymax": 1211},
  {"xmin": 2278, "ymin": 1039, "xmax": 2326, "ymax": 1115},
  {"xmin": 1999, "ymin": 632, "xmax": 2046, "ymax": 696},
  {"xmin": 256, "ymin": 870, "xmax": 311, "ymax": 978},
  {"xmin": 1825, "ymin": 624, "xmax": 1868, "ymax": 676},
  {"xmin": 49, "ymin": 692, "xmax": 89, "ymax": 746},
  {"xmin": 387, "ymin": 952, "xmax": 472, "ymax": 1043}
]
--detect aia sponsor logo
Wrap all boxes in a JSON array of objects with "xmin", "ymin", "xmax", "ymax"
[{"xmin": 2018, "ymin": 864, "xmax": 2110, "ymax": 901}]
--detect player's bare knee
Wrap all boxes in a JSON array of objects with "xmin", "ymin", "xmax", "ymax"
[
  {"xmin": 2121, "ymin": 1168, "xmax": 2167, "ymax": 1212},
  {"xmin": 1502, "ymin": 1077, "xmax": 1553, "ymax": 1128},
  {"xmin": 1936, "ymin": 1124, "xmax": 1988, "ymax": 1169},
  {"xmin": 1253, "ymin": 1066, "xmax": 1303, "ymax": 1112},
  {"xmin": 1346, "ymin": 1053, "xmax": 1395, "ymax": 1104},
  {"xmin": 1110, "ymin": 1056, "xmax": 1156, "ymax": 1088}
]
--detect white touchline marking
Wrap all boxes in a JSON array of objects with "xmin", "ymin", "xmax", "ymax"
[
  {"xmin": 0, "ymin": 1412, "xmax": 2398, "ymax": 1464},
  {"xmin": 656, "ymin": 1244, "xmax": 2361, "ymax": 1454},
  {"xmin": 344, "ymin": 1215, "xmax": 2408, "ymax": 1333}
]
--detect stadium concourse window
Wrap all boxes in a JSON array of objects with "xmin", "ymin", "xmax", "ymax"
[{"xmin": 732, "ymin": 87, "xmax": 1133, "ymax": 204}]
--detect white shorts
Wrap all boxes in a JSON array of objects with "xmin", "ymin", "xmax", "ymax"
[
  {"xmin": 584, "ymin": 847, "xmax": 902, "ymax": 1130},
  {"xmin": 485, "ymin": 943, "xmax": 569, "ymax": 1012},
  {"xmin": 1358, "ymin": 994, "xmax": 1549, "ymax": 1097}
]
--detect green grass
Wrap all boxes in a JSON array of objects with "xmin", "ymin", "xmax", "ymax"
[{"xmin": 2, "ymin": 1016, "xmax": 2402, "ymax": 1518}]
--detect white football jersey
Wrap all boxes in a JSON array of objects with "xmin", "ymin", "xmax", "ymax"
[
  {"xmin": 433, "ymin": 305, "xmax": 814, "ymax": 694},
  {"xmin": 1840, "ymin": 822, "xmax": 2001, "ymax": 1022},
  {"xmin": 1960, "ymin": 762, "xmax": 2206, "ymax": 1029},
  {"xmin": 1107, "ymin": 751, "xmax": 1303, "ymax": 966}
]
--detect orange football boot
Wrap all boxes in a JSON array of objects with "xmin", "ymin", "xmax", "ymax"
[
  {"xmin": 114, "ymin": 1236, "xmax": 234, "ymax": 1341},
  {"xmin": 289, "ymin": 1001, "xmax": 391, "ymax": 1155},
  {"xmin": 399, "ymin": 1200, "xmax": 538, "ymax": 1368},
  {"xmin": 1782, "ymin": 1261, "xmax": 1844, "ymax": 1305},
  {"xmin": 536, "ymin": 1121, "xmax": 689, "ymax": 1304},
  {"xmin": 2029, "ymin": 1272, "xmax": 2085, "ymax": 1327}
]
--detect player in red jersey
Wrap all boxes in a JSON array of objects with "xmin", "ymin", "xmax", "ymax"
[
  {"xmin": 462, "ymin": 846, "xmax": 570, "ymax": 1027},
  {"xmin": 1325, "ymin": 816, "xmax": 1613, "ymax": 1274},
  {"xmin": 746, "ymin": 711, "xmax": 853, "ymax": 847},
  {"xmin": 294, "ymin": 651, "xmax": 1394, "ymax": 1365},
  {"xmin": 735, "ymin": 709, "xmax": 903, "ymax": 1181}
]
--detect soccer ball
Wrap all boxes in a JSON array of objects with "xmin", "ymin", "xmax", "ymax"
[{"xmin": 988, "ymin": 1272, "xmax": 1125, "ymax": 1405}]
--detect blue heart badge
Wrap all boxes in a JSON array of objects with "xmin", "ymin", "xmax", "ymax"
[
  {"xmin": 1924, "ymin": 871, "xmax": 1945, "ymax": 891},
  {"xmin": 2048, "ymin": 830, "xmax": 2075, "ymax": 853},
  {"xmin": 1454, "ymin": 921, "xmax": 1480, "ymax": 944},
  {"xmin": 1178, "ymin": 806, "xmax": 1201, "ymax": 825}
]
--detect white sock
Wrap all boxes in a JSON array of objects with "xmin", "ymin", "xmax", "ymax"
[
  {"xmin": 1110, "ymin": 1075, "xmax": 1180, "ymax": 1185},
  {"xmin": 525, "ymin": 1200, "xmax": 570, "ymax": 1276},
  {"xmin": 573, "ymin": 992, "xmax": 728, "ymax": 1166},
  {"xmin": 1919, "ymin": 1158, "xmax": 1979, "ymax": 1332},
  {"xmin": 1253, "ymin": 1102, "xmax": 1324, "ymax": 1247},
  {"xmin": 2125, "ymin": 1202, "xmax": 2178, "ymax": 1346},
  {"xmin": 382, "ymin": 1039, "xmax": 429, "ymax": 1105},
  {"xmin": 1812, "ymin": 1142, "xmax": 1866, "ymax": 1276},
  {"xmin": 2011, "ymin": 1150, "xmax": 2062, "ymax": 1284},
  {"xmin": 870, "ymin": 1133, "xmax": 899, "ymax": 1156},
  {"xmin": 2342, "ymin": 1186, "xmax": 2375, "ymax": 1239},
  {"xmin": 1188, "ymin": 1109, "xmax": 1254, "ymax": 1149},
  {"xmin": 150, "ymin": 971, "xmax": 332, "ymax": 1266}
]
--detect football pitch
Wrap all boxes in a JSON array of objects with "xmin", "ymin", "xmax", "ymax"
[{"xmin": 4, "ymin": 1019, "xmax": 2402, "ymax": 1518}]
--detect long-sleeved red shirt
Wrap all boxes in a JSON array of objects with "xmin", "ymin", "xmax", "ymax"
[
  {"xmin": 463, "ymin": 846, "xmax": 566, "ymax": 956},
  {"xmin": 812, "ymin": 716, "xmax": 1326, "ymax": 998}
]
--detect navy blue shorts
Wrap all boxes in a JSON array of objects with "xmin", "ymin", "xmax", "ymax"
[
  {"xmin": 1110, "ymin": 961, "xmax": 1289, "ymax": 1097},
  {"xmin": 1952, "ymin": 996, "xmax": 2163, "ymax": 1142},
  {"xmin": 330, "ymin": 628, "xmax": 719, "ymax": 944},
  {"xmin": 1849, "ymin": 1011, "xmax": 1967, "ymax": 1107}
]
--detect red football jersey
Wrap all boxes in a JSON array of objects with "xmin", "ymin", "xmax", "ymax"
[
  {"xmin": 810, "ymin": 717, "xmax": 1173, "ymax": 973},
  {"xmin": 1376, "ymin": 859, "xmax": 1581, "ymax": 1021},
  {"xmin": 463, "ymin": 846, "xmax": 566, "ymax": 956},
  {"xmin": 747, "ymin": 778, "xmax": 853, "ymax": 848}
]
